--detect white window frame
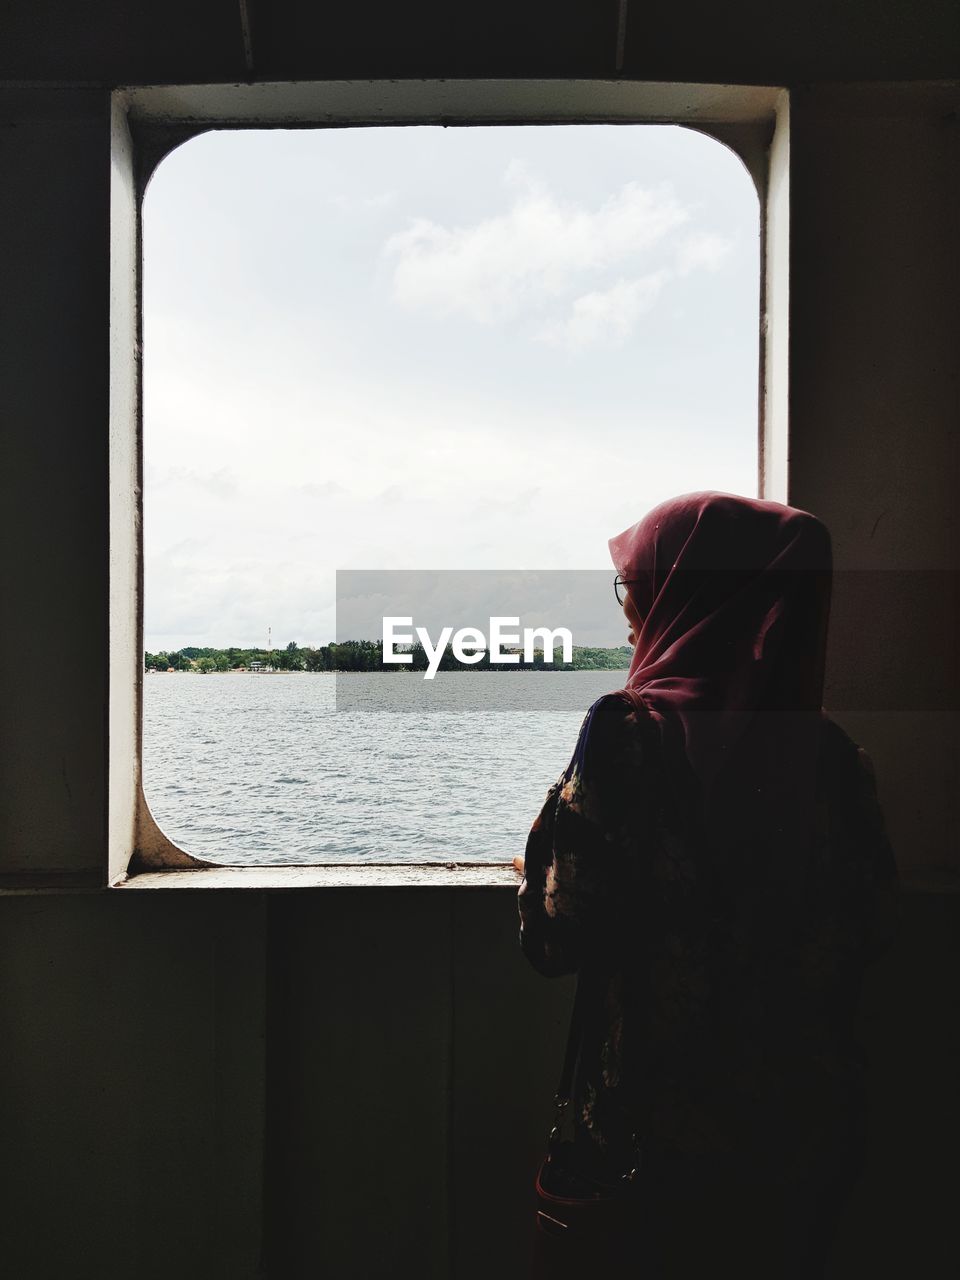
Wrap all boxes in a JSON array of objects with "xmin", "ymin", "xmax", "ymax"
[{"xmin": 109, "ymin": 79, "xmax": 790, "ymax": 889}]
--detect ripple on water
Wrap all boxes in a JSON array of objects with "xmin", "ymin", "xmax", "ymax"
[{"xmin": 143, "ymin": 670, "xmax": 624, "ymax": 865}]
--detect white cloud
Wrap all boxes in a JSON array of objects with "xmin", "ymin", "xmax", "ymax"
[
  {"xmin": 147, "ymin": 465, "xmax": 240, "ymax": 501},
  {"xmin": 297, "ymin": 479, "xmax": 349, "ymax": 498},
  {"xmin": 142, "ymin": 132, "xmax": 759, "ymax": 648},
  {"xmin": 383, "ymin": 171, "xmax": 689, "ymax": 323},
  {"xmin": 326, "ymin": 189, "xmax": 398, "ymax": 213},
  {"xmin": 675, "ymin": 231, "xmax": 733, "ymax": 276},
  {"xmin": 538, "ymin": 272, "xmax": 669, "ymax": 352}
]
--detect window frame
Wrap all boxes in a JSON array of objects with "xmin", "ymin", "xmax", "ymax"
[{"xmin": 109, "ymin": 78, "xmax": 789, "ymax": 889}]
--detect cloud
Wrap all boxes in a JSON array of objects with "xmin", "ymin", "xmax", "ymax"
[
  {"xmin": 538, "ymin": 272, "xmax": 669, "ymax": 352},
  {"xmin": 675, "ymin": 231, "xmax": 733, "ymax": 276},
  {"xmin": 145, "ymin": 549, "xmax": 337, "ymax": 650},
  {"xmin": 325, "ymin": 189, "xmax": 398, "ymax": 213},
  {"xmin": 296, "ymin": 479, "xmax": 349, "ymax": 498},
  {"xmin": 147, "ymin": 465, "xmax": 239, "ymax": 500},
  {"xmin": 383, "ymin": 170, "xmax": 689, "ymax": 324}
]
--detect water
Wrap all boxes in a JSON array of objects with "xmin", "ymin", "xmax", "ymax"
[{"xmin": 143, "ymin": 670, "xmax": 627, "ymax": 864}]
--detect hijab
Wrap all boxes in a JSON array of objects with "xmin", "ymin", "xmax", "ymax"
[{"xmin": 608, "ymin": 491, "xmax": 833, "ymax": 854}]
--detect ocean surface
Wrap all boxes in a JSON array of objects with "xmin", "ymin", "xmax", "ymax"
[{"xmin": 142, "ymin": 670, "xmax": 627, "ymax": 864}]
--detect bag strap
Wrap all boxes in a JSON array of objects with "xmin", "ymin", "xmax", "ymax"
[
  {"xmin": 557, "ymin": 971, "xmax": 587, "ymax": 1101},
  {"xmin": 547, "ymin": 970, "xmax": 588, "ymax": 1152}
]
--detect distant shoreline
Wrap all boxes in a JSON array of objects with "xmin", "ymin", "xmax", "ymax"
[
  {"xmin": 145, "ymin": 641, "xmax": 633, "ymax": 675},
  {"xmin": 145, "ymin": 666, "xmax": 631, "ymax": 674}
]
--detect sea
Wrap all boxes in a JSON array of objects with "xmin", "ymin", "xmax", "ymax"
[{"xmin": 143, "ymin": 670, "xmax": 627, "ymax": 864}]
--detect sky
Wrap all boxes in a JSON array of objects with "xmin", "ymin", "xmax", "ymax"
[{"xmin": 142, "ymin": 123, "xmax": 760, "ymax": 653}]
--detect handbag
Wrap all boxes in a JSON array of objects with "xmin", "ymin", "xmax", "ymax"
[{"xmin": 531, "ymin": 973, "xmax": 647, "ymax": 1277}]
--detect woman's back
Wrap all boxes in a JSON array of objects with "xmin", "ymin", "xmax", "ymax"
[{"xmin": 519, "ymin": 692, "xmax": 897, "ymax": 1274}]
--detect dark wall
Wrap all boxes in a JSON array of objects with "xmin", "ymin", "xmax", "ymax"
[
  {"xmin": 1, "ymin": 890, "xmax": 956, "ymax": 1278},
  {"xmin": 1, "ymin": 1, "xmax": 957, "ymax": 83}
]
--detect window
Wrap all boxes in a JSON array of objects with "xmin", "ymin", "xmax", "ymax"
[{"xmin": 108, "ymin": 81, "xmax": 788, "ymax": 884}]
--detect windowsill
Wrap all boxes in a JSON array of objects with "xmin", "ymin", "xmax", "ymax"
[
  {"xmin": 109, "ymin": 866, "xmax": 960, "ymax": 894},
  {"xmin": 113, "ymin": 863, "xmax": 525, "ymax": 890},
  {"xmin": 2, "ymin": 867, "xmax": 954, "ymax": 895}
]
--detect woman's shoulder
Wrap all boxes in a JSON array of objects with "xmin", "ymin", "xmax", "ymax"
[
  {"xmin": 818, "ymin": 709, "xmax": 858, "ymax": 752},
  {"xmin": 578, "ymin": 690, "xmax": 658, "ymax": 752},
  {"xmin": 817, "ymin": 712, "xmax": 899, "ymax": 938},
  {"xmin": 818, "ymin": 712, "xmax": 895, "ymax": 864},
  {"xmin": 818, "ymin": 710, "xmax": 880, "ymax": 791},
  {"xmin": 567, "ymin": 690, "xmax": 658, "ymax": 787},
  {"xmin": 585, "ymin": 688, "xmax": 659, "ymax": 730}
]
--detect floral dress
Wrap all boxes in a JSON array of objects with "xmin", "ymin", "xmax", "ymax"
[{"xmin": 518, "ymin": 691, "xmax": 899, "ymax": 1190}]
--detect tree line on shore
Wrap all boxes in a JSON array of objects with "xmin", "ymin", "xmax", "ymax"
[{"xmin": 145, "ymin": 640, "xmax": 632, "ymax": 673}]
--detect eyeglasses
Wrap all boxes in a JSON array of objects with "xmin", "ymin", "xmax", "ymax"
[{"xmin": 614, "ymin": 574, "xmax": 638, "ymax": 607}]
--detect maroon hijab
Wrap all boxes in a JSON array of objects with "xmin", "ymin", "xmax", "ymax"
[{"xmin": 608, "ymin": 491, "xmax": 833, "ymax": 851}]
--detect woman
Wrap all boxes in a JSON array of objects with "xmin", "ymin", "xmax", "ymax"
[{"xmin": 516, "ymin": 491, "xmax": 898, "ymax": 1279}]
